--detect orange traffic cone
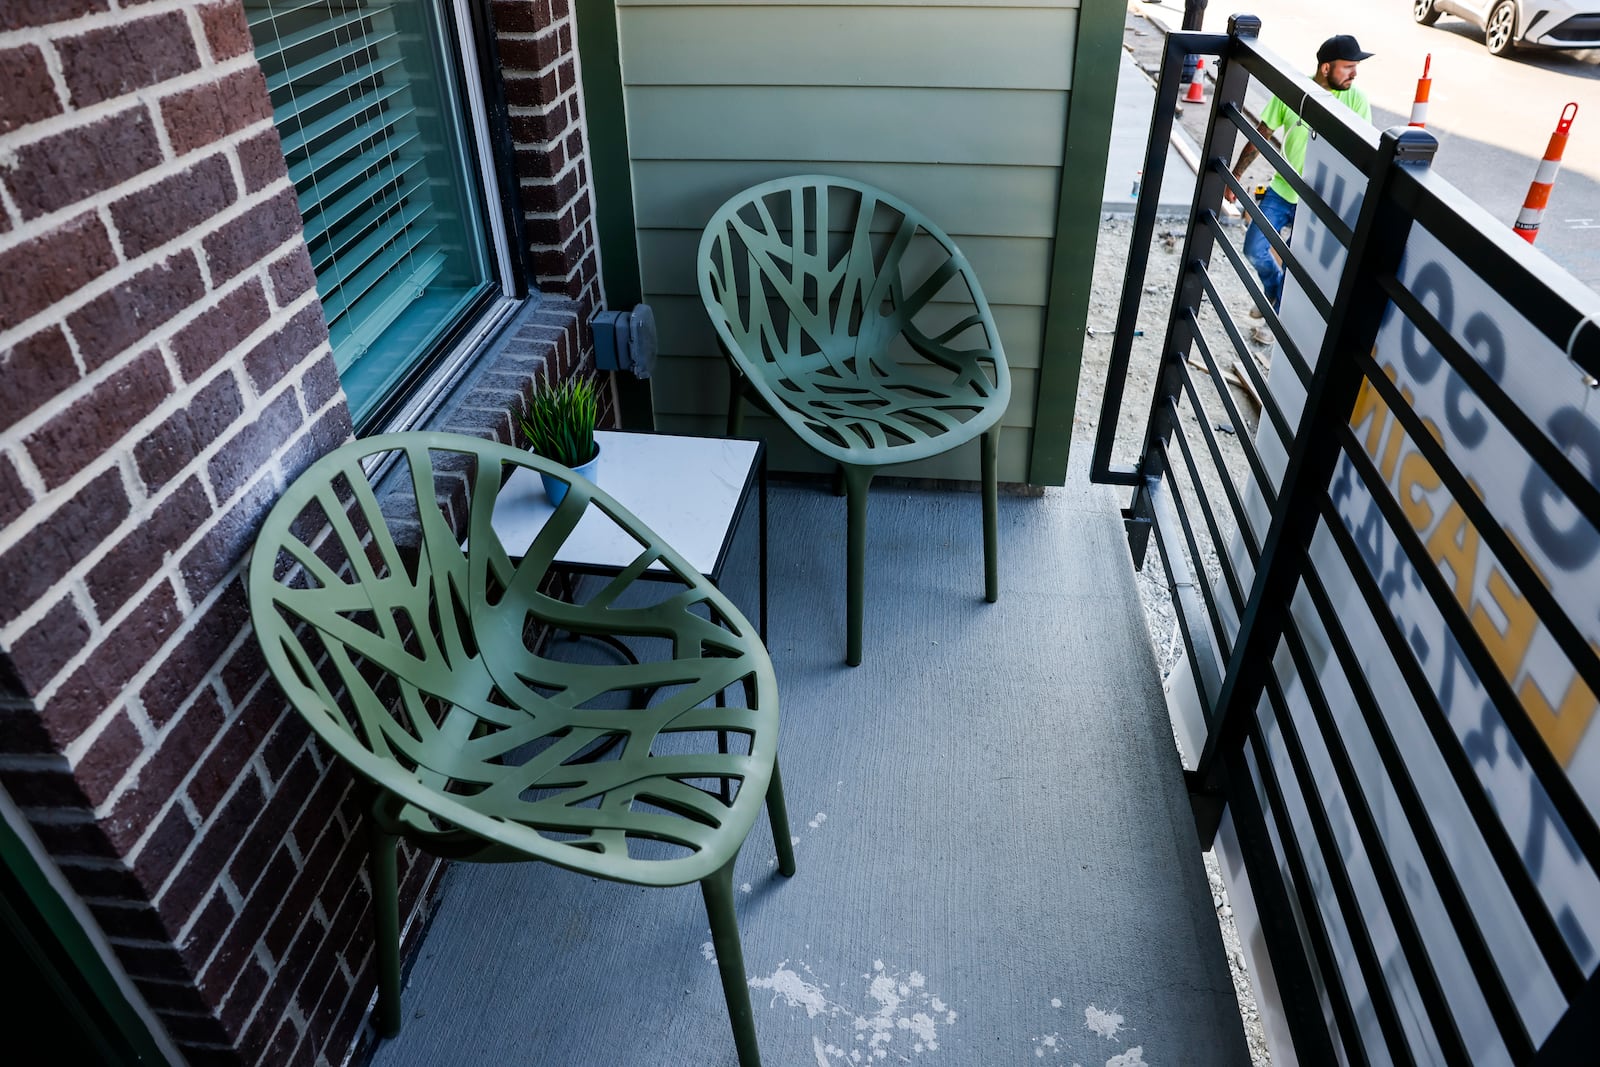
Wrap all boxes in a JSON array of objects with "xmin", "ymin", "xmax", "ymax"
[
  {"xmin": 1184, "ymin": 59, "xmax": 1206, "ymax": 104},
  {"xmin": 1514, "ymin": 102, "xmax": 1579, "ymax": 244},
  {"xmin": 1409, "ymin": 55, "xmax": 1432, "ymax": 128}
]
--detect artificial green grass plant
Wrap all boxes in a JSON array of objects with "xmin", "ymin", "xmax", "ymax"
[{"xmin": 518, "ymin": 377, "xmax": 599, "ymax": 467}]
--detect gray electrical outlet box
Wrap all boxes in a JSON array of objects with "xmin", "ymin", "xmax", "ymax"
[
  {"xmin": 590, "ymin": 305, "xmax": 657, "ymax": 378},
  {"xmin": 592, "ymin": 310, "xmax": 629, "ymax": 370}
]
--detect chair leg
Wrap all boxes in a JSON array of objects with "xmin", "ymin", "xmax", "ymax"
[
  {"xmin": 701, "ymin": 860, "xmax": 763, "ymax": 1067},
  {"xmin": 831, "ymin": 463, "xmax": 846, "ymax": 497},
  {"xmin": 981, "ymin": 429, "xmax": 999, "ymax": 603},
  {"xmin": 368, "ymin": 820, "xmax": 403, "ymax": 1038},
  {"xmin": 843, "ymin": 464, "xmax": 875, "ymax": 666},
  {"xmin": 766, "ymin": 759, "xmax": 797, "ymax": 877}
]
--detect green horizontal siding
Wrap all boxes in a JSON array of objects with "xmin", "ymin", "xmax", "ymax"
[
  {"xmin": 657, "ymin": 411, "xmax": 1035, "ymax": 482},
  {"xmin": 618, "ymin": 5, "xmax": 1075, "ymax": 89},
  {"xmin": 644, "ymin": 294, "xmax": 1046, "ymax": 372},
  {"xmin": 650, "ymin": 354, "xmax": 1040, "ymax": 429},
  {"xmin": 618, "ymin": 0, "xmax": 1081, "ymax": 482},
  {"xmin": 631, "ymin": 161, "xmax": 1062, "ymax": 239},
  {"xmin": 638, "ymin": 231, "xmax": 1054, "ymax": 307},
  {"xmin": 627, "ymin": 86, "xmax": 1066, "ymax": 167}
]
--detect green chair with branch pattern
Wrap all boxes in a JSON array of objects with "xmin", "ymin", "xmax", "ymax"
[
  {"xmin": 246, "ymin": 431, "xmax": 795, "ymax": 1066},
  {"xmin": 698, "ymin": 175, "xmax": 1011, "ymax": 665}
]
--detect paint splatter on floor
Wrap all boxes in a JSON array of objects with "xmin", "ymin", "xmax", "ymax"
[
  {"xmin": 1031, "ymin": 998, "xmax": 1144, "ymax": 1064},
  {"xmin": 1085, "ymin": 1006, "xmax": 1125, "ymax": 1040},
  {"xmin": 809, "ymin": 812, "xmax": 829, "ymax": 829},
  {"xmin": 700, "ymin": 942, "xmax": 717, "ymax": 963},
  {"xmin": 744, "ymin": 958, "xmax": 955, "ymax": 1061}
]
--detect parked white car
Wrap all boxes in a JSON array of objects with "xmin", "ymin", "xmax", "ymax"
[{"xmin": 1413, "ymin": 0, "xmax": 1600, "ymax": 56}]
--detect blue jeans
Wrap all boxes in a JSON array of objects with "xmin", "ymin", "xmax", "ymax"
[{"xmin": 1242, "ymin": 188, "xmax": 1296, "ymax": 312}]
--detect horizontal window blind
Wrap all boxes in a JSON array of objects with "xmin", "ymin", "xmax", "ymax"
[{"xmin": 247, "ymin": 0, "xmax": 495, "ymax": 423}]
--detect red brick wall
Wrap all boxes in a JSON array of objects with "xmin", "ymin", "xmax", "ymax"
[
  {"xmin": 0, "ymin": 1, "xmax": 606, "ymax": 1064},
  {"xmin": 495, "ymin": 0, "xmax": 602, "ymax": 313}
]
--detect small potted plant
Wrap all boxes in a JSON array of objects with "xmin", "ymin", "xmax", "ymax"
[{"xmin": 518, "ymin": 377, "xmax": 600, "ymax": 505}]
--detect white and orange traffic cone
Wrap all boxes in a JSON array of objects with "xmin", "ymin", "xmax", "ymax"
[
  {"xmin": 1409, "ymin": 55, "xmax": 1432, "ymax": 128},
  {"xmin": 1514, "ymin": 102, "xmax": 1579, "ymax": 244},
  {"xmin": 1184, "ymin": 59, "xmax": 1207, "ymax": 104}
]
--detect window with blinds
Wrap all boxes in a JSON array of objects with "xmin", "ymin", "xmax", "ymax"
[{"xmin": 246, "ymin": 0, "xmax": 497, "ymax": 426}]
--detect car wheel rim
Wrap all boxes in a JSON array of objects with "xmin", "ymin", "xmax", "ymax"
[
  {"xmin": 1488, "ymin": 8, "xmax": 1512, "ymax": 49},
  {"xmin": 1413, "ymin": 0, "xmax": 1430, "ymax": 18}
]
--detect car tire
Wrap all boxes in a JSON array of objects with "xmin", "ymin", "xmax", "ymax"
[
  {"xmin": 1485, "ymin": 0, "xmax": 1518, "ymax": 55},
  {"xmin": 1412, "ymin": 0, "xmax": 1440, "ymax": 26}
]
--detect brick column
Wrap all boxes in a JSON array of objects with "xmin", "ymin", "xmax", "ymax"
[
  {"xmin": 0, "ymin": 2, "xmax": 423, "ymax": 1063},
  {"xmin": 476, "ymin": 0, "xmax": 613, "ymax": 432},
  {"xmin": 493, "ymin": 0, "xmax": 603, "ymax": 312}
]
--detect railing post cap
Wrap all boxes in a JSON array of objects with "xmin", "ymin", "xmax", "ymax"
[
  {"xmin": 1385, "ymin": 125, "xmax": 1439, "ymax": 164},
  {"xmin": 1229, "ymin": 14, "xmax": 1263, "ymax": 37}
]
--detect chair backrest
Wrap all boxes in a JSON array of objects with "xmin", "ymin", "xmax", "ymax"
[
  {"xmin": 247, "ymin": 432, "xmax": 777, "ymax": 884},
  {"xmin": 697, "ymin": 175, "xmax": 1010, "ymax": 460}
]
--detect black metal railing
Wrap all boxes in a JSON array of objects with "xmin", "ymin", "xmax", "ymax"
[{"xmin": 1094, "ymin": 15, "xmax": 1600, "ymax": 1065}]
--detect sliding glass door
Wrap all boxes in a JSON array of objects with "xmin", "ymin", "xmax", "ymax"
[{"xmin": 247, "ymin": 0, "xmax": 502, "ymax": 427}]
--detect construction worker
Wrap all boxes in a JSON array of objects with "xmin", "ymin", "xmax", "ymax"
[{"xmin": 1226, "ymin": 34, "xmax": 1374, "ymax": 345}]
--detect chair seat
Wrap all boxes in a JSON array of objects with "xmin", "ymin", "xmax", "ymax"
[{"xmin": 772, "ymin": 358, "xmax": 1004, "ymax": 463}]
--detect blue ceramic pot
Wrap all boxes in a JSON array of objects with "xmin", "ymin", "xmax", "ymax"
[{"xmin": 539, "ymin": 443, "xmax": 600, "ymax": 506}]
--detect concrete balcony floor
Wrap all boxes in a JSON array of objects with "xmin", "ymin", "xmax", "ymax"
[{"xmin": 369, "ymin": 460, "xmax": 1249, "ymax": 1067}]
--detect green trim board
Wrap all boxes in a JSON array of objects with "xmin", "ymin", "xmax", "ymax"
[
  {"xmin": 1025, "ymin": 0, "xmax": 1123, "ymax": 486},
  {"xmin": 573, "ymin": 0, "xmax": 641, "ymax": 308},
  {"xmin": 573, "ymin": 0, "xmax": 653, "ymax": 429}
]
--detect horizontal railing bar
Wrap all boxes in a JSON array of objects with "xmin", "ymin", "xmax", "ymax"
[
  {"xmin": 1166, "ymin": 403, "xmax": 1251, "ymax": 620},
  {"xmin": 1148, "ymin": 475, "xmax": 1227, "ymax": 714},
  {"xmin": 1379, "ymin": 280, "xmax": 1600, "ymax": 525},
  {"xmin": 1182, "ymin": 308, "xmax": 1278, "ymax": 513},
  {"xmin": 1195, "ymin": 267, "xmax": 1295, "ymax": 448},
  {"xmin": 1336, "ymin": 424, "xmax": 1600, "ymax": 867},
  {"xmin": 1171, "ymin": 357, "xmax": 1264, "ymax": 568},
  {"xmin": 1200, "ymin": 211, "xmax": 1313, "ymax": 387},
  {"xmin": 1314, "ymin": 494, "xmax": 1585, "ymax": 994},
  {"xmin": 1155, "ymin": 435, "xmax": 1233, "ymax": 672},
  {"xmin": 1258, "ymin": 666, "xmax": 1428, "ymax": 1060},
  {"xmin": 1223, "ymin": 102, "xmax": 1357, "ymax": 247},
  {"xmin": 1351, "ymin": 352, "xmax": 1600, "ymax": 747}
]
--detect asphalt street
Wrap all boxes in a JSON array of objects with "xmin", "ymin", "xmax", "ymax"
[{"xmin": 1139, "ymin": 0, "xmax": 1600, "ymax": 291}]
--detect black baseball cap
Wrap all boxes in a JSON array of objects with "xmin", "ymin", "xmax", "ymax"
[{"xmin": 1318, "ymin": 35, "xmax": 1374, "ymax": 63}]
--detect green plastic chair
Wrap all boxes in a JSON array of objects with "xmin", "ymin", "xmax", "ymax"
[
  {"xmin": 246, "ymin": 432, "xmax": 794, "ymax": 1066},
  {"xmin": 697, "ymin": 175, "xmax": 1011, "ymax": 665}
]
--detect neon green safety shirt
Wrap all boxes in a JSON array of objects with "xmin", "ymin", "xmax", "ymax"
[{"xmin": 1259, "ymin": 85, "xmax": 1373, "ymax": 204}]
